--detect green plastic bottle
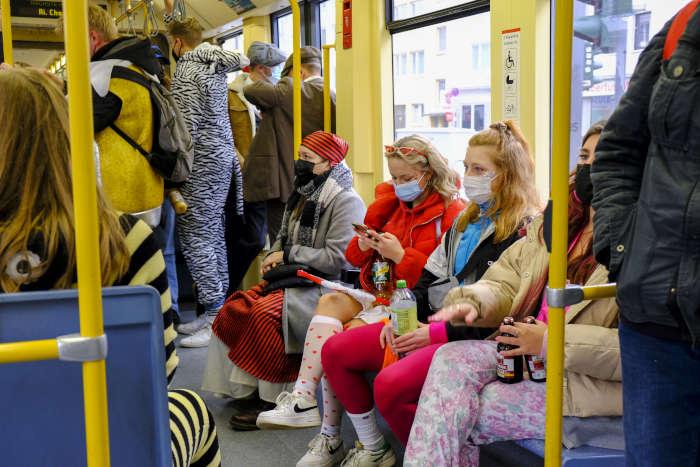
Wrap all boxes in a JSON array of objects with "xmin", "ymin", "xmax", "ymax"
[{"xmin": 390, "ymin": 279, "xmax": 418, "ymax": 336}]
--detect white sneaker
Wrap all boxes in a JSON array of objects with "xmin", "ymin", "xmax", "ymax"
[
  {"xmin": 177, "ymin": 314, "xmax": 209, "ymax": 335},
  {"xmin": 179, "ymin": 324, "xmax": 212, "ymax": 348},
  {"xmin": 297, "ymin": 434, "xmax": 344, "ymax": 467},
  {"xmin": 340, "ymin": 441, "xmax": 396, "ymax": 467},
  {"xmin": 256, "ymin": 391, "xmax": 321, "ymax": 429}
]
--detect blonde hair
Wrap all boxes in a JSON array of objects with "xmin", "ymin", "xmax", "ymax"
[
  {"xmin": 0, "ymin": 68, "xmax": 129, "ymax": 292},
  {"xmin": 167, "ymin": 18, "xmax": 204, "ymax": 47},
  {"xmin": 462, "ymin": 120, "xmax": 541, "ymax": 242},
  {"xmin": 88, "ymin": 4, "xmax": 118, "ymax": 42},
  {"xmin": 385, "ymin": 134, "xmax": 459, "ymax": 202}
]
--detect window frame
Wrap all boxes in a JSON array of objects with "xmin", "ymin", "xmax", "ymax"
[
  {"xmin": 217, "ymin": 29, "xmax": 244, "ymax": 49},
  {"xmin": 270, "ymin": 0, "xmax": 334, "ymax": 51},
  {"xmin": 385, "ymin": 0, "xmax": 489, "ymax": 34}
]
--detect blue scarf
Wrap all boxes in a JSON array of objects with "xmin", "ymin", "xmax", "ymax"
[{"xmin": 453, "ymin": 204, "xmax": 493, "ymax": 278}]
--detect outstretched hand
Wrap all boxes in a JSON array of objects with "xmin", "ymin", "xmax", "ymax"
[{"xmin": 429, "ymin": 302, "xmax": 479, "ymax": 326}]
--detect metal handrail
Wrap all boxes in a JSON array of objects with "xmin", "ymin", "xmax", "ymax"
[
  {"xmin": 290, "ymin": 0, "xmax": 301, "ymax": 159},
  {"xmin": 545, "ymin": 1, "xmax": 575, "ymax": 465},
  {"xmin": 1, "ymin": 0, "xmax": 13, "ymax": 65},
  {"xmin": 322, "ymin": 44, "xmax": 335, "ymax": 133}
]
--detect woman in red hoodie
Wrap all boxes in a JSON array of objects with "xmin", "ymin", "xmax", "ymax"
[{"xmin": 256, "ymin": 135, "xmax": 464, "ymax": 434}]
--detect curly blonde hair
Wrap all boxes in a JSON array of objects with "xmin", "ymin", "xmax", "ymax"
[
  {"xmin": 167, "ymin": 17, "xmax": 204, "ymax": 47},
  {"xmin": 385, "ymin": 134, "xmax": 460, "ymax": 203}
]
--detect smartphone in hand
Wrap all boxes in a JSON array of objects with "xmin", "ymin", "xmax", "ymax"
[{"xmin": 353, "ymin": 223, "xmax": 382, "ymax": 240}]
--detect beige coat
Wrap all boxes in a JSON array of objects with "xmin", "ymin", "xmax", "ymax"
[
  {"xmin": 243, "ymin": 76, "xmax": 335, "ymax": 204},
  {"xmin": 444, "ymin": 216, "xmax": 622, "ymax": 417}
]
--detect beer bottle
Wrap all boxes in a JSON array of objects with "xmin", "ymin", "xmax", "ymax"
[
  {"xmin": 523, "ymin": 316, "xmax": 546, "ymax": 383},
  {"xmin": 496, "ymin": 316, "xmax": 523, "ymax": 384}
]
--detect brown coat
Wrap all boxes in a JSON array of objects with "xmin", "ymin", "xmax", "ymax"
[
  {"xmin": 228, "ymin": 89, "xmax": 253, "ymax": 166},
  {"xmin": 242, "ymin": 76, "xmax": 335, "ymax": 203},
  {"xmin": 444, "ymin": 216, "xmax": 622, "ymax": 417}
]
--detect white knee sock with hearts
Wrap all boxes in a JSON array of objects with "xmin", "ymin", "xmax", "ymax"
[{"xmin": 293, "ymin": 315, "xmax": 343, "ymax": 399}]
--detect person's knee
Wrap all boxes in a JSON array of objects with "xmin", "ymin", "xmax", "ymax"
[{"xmin": 316, "ymin": 292, "xmax": 360, "ymax": 322}]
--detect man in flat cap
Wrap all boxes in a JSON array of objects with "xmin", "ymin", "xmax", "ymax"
[
  {"xmin": 225, "ymin": 41, "xmax": 287, "ymax": 294},
  {"xmin": 243, "ymin": 46, "xmax": 335, "ymax": 249}
]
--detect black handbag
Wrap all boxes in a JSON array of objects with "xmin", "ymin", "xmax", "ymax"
[{"xmin": 262, "ymin": 264, "xmax": 326, "ymax": 292}]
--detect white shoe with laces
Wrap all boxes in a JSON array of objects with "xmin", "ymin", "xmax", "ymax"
[
  {"xmin": 340, "ymin": 441, "xmax": 396, "ymax": 467},
  {"xmin": 179, "ymin": 324, "xmax": 212, "ymax": 348},
  {"xmin": 256, "ymin": 391, "xmax": 321, "ymax": 429},
  {"xmin": 296, "ymin": 434, "xmax": 344, "ymax": 467},
  {"xmin": 176, "ymin": 314, "xmax": 209, "ymax": 335}
]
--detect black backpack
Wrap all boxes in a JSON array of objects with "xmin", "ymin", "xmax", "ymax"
[{"xmin": 109, "ymin": 66, "xmax": 193, "ymax": 184}]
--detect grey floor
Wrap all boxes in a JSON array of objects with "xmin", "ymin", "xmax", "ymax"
[{"xmin": 171, "ymin": 308, "xmax": 405, "ymax": 467}]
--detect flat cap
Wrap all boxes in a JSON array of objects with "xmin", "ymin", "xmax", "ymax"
[
  {"xmin": 246, "ymin": 41, "xmax": 287, "ymax": 67},
  {"xmin": 281, "ymin": 46, "xmax": 322, "ymax": 77}
]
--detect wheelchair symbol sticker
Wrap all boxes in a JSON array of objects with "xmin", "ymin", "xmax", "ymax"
[{"xmin": 505, "ymin": 50, "xmax": 516, "ymax": 69}]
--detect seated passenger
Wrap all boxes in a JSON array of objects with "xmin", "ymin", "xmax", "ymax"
[
  {"xmin": 312, "ymin": 121, "xmax": 541, "ymax": 466},
  {"xmin": 404, "ymin": 122, "xmax": 622, "ymax": 467},
  {"xmin": 0, "ymin": 67, "xmax": 221, "ymax": 467},
  {"xmin": 202, "ymin": 131, "xmax": 365, "ymax": 430},
  {"xmin": 256, "ymin": 135, "xmax": 465, "ymax": 433}
]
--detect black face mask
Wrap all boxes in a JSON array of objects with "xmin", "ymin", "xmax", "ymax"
[
  {"xmin": 171, "ymin": 49, "xmax": 180, "ymax": 63},
  {"xmin": 294, "ymin": 159, "xmax": 316, "ymax": 185},
  {"xmin": 574, "ymin": 164, "xmax": 593, "ymax": 206}
]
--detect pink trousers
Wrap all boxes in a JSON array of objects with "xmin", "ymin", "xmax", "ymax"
[{"xmin": 321, "ymin": 322, "xmax": 442, "ymax": 445}]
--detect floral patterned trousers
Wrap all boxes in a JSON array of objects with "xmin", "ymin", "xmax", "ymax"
[{"xmin": 404, "ymin": 340, "xmax": 546, "ymax": 466}]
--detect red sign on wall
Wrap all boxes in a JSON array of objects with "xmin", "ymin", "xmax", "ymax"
[{"xmin": 342, "ymin": 0, "xmax": 352, "ymax": 49}]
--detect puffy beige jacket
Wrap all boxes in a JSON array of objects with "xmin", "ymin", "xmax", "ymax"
[{"xmin": 443, "ymin": 216, "xmax": 622, "ymax": 417}]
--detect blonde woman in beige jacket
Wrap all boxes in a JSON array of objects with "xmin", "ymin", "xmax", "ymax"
[{"xmin": 404, "ymin": 123, "xmax": 621, "ymax": 467}]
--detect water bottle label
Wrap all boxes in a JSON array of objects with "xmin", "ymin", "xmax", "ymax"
[
  {"xmin": 391, "ymin": 304, "xmax": 417, "ymax": 335},
  {"xmin": 372, "ymin": 261, "xmax": 390, "ymax": 286}
]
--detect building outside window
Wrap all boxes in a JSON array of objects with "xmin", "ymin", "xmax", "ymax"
[
  {"xmin": 411, "ymin": 103, "xmax": 424, "ymax": 125},
  {"xmin": 391, "ymin": 4, "xmax": 490, "ymax": 173},
  {"xmin": 569, "ymin": 0, "xmax": 686, "ymax": 167},
  {"xmin": 461, "ymin": 104, "xmax": 472, "ymax": 129},
  {"xmin": 437, "ymin": 26, "xmax": 447, "ymax": 52}
]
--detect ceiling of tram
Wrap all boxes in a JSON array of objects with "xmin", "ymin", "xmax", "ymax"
[{"xmin": 1, "ymin": 0, "xmax": 293, "ymax": 67}]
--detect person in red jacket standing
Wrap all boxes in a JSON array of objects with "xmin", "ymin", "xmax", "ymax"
[{"xmin": 255, "ymin": 135, "xmax": 464, "ymax": 436}]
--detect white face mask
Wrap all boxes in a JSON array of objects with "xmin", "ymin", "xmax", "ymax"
[{"xmin": 463, "ymin": 173, "xmax": 496, "ymax": 205}]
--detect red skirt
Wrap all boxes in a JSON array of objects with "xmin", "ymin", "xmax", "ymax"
[{"xmin": 212, "ymin": 284, "xmax": 301, "ymax": 383}]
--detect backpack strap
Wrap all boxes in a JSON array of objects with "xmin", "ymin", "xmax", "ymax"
[
  {"xmin": 109, "ymin": 122, "xmax": 150, "ymax": 158},
  {"xmin": 107, "ymin": 65, "xmax": 154, "ymax": 160},
  {"xmin": 664, "ymin": 0, "xmax": 700, "ymax": 60}
]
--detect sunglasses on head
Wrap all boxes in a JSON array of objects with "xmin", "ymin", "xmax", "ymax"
[{"xmin": 384, "ymin": 145, "xmax": 427, "ymax": 157}]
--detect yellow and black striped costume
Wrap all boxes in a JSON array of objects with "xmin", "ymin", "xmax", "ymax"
[{"xmin": 5, "ymin": 214, "xmax": 221, "ymax": 467}]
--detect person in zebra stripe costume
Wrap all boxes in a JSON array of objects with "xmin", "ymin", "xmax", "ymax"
[{"xmin": 165, "ymin": 12, "xmax": 249, "ymax": 348}]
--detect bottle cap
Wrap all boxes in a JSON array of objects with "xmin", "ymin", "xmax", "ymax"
[{"xmin": 396, "ymin": 279, "xmax": 407, "ymax": 289}]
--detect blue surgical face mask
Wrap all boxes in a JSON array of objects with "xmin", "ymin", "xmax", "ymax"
[{"xmin": 394, "ymin": 173, "xmax": 426, "ymax": 202}]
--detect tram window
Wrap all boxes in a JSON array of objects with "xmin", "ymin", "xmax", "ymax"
[
  {"xmin": 390, "ymin": 0, "xmax": 481, "ymax": 22},
  {"xmin": 319, "ymin": 0, "xmax": 336, "ymax": 90},
  {"xmin": 392, "ymin": 11, "xmax": 491, "ymax": 173},
  {"xmin": 274, "ymin": 12, "xmax": 294, "ymax": 58},
  {"xmin": 437, "ymin": 26, "xmax": 447, "ymax": 52},
  {"xmin": 569, "ymin": 0, "xmax": 687, "ymax": 167},
  {"xmin": 221, "ymin": 33, "xmax": 243, "ymax": 83}
]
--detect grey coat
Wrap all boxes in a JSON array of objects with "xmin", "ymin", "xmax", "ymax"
[{"xmin": 268, "ymin": 189, "xmax": 366, "ymax": 353}]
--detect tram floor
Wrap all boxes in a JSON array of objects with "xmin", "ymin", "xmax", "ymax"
[{"xmin": 172, "ymin": 306, "xmax": 542, "ymax": 467}]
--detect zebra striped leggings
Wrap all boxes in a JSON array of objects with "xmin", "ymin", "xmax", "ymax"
[{"xmin": 169, "ymin": 389, "xmax": 221, "ymax": 467}]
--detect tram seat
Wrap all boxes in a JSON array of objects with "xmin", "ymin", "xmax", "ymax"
[
  {"xmin": 0, "ymin": 286, "xmax": 171, "ymax": 467},
  {"xmin": 515, "ymin": 439, "xmax": 625, "ymax": 466}
]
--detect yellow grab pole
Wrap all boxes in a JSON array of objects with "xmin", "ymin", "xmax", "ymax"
[
  {"xmin": 545, "ymin": 1, "xmax": 574, "ymax": 466},
  {"xmin": 322, "ymin": 44, "xmax": 334, "ymax": 133},
  {"xmin": 582, "ymin": 283, "xmax": 617, "ymax": 301},
  {"xmin": 63, "ymin": 1, "xmax": 111, "ymax": 466},
  {"xmin": 290, "ymin": 0, "xmax": 301, "ymax": 159},
  {"xmin": 0, "ymin": 339, "xmax": 59, "ymax": 364},
  {"xmin": 1, "ymin": 0, "xmax": 13, "ymax": 65}
]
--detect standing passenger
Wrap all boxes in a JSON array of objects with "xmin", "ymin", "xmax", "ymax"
[
  {"xmin": 243, "ymin": 46, "xmax": 332, "ymax": 244},
  {"xmin": 164, "ymin": 4, "xmax": 249, "ymax": 347},
  {"xmin": 225, "ymin": 42, "xmax": 287, "ymax": 295},
  {"xmin": 591, "ymin": 4, "xmax": 700, "ymax": 465},
  {"xmin": 87, "ymin": 5, "xmax": 165, "ymax": 227}
]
